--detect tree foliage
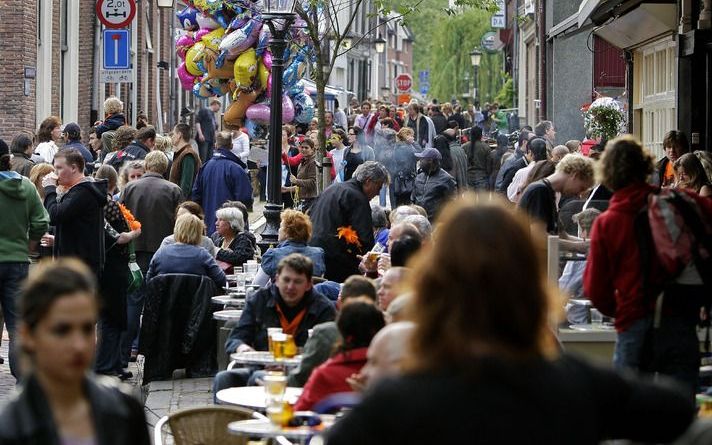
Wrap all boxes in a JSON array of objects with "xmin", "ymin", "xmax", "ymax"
[{"xmin": 410, "ymin": 6, "xmax": 506, "ymax": 105}]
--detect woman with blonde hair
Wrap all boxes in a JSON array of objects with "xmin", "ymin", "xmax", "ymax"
[
  {"xmin": 117, "ymin": 160, "xmax": 145, "ymax": 196},
  {"xmin": 153, "ymin": 135, "xmax": 174, "ymax": 160},
  {"xmin": 146, "ymin": 214, "xmax": 225, "ymax": 287},
  {"xmin": 327, "ymin": 197, "xmax": 695, "ymax": 444},
  {"xmin": 388, "ymin": 127, "xmax": 419, "ymax": 206},
  {"xmin": 29, "ymin": 163, "xmax": 56, "ymax": 199}
]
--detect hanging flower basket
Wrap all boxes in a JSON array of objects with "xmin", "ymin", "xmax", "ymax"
[{"xmin": 582, "ymin": 97, "xmax": 626, "ymax": 141}]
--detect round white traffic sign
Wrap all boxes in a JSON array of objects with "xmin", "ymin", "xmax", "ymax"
[{"xmin": 96, "ymin": 0, "xmax": 136, "ymax": 29}]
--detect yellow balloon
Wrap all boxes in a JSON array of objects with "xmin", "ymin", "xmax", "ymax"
[
  {"xmin": 257, "ymin": 59, "xmax": 270, "ymax": 91},
  {"xmin": 185, "ymin": 42, "xmax": 206, "ymax": 76},
  {"xmin": 233, "ymin": 48, "xmax": 257, "ymax": 90},
  {"xmin": 201, "ymin": 27, "xmax": 225, "ymax": 52}
]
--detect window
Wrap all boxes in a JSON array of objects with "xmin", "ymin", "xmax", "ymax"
[{"xmin": 635, "ymin": 38, "xmax": 676, "ymax": 159}]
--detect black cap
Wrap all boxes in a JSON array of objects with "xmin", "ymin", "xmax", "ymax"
[{"xmin": 63, "ymin": 122, "xmax": 81, "ymax": 140}]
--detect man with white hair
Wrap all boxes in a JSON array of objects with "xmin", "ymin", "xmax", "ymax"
[
  {"xmin": 377, "ymin": 267, "xmax": 409, "ymax": 311},
  {"xmin": 347, "ymin": 321, "xmax": 415, "ymax": 391},
  {"xmin": 402, "ymin": 214, "xmax": 432, "ymax": 242}
]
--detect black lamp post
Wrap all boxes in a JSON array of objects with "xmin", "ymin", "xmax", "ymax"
[
  {"xmin": 258, "ymin": 1, "xmax": 297, "ymax": 252},
  {"xmin": 470, "ymin": 48, "xmax": 482, "ymax": 104}
]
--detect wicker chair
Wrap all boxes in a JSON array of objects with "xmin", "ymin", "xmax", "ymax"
[{"xmin": 154, "ymin": 405, "xmax": 266, "ymax": 445}]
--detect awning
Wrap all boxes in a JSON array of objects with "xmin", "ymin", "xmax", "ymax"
[
  {"xmin": 594, "ymin": 3, "xmax": 676, "ymax": 48},
  {"xmin": 548, "ymin": 12, "xmax": 579, "ymax": 39},
  {"xmin": 578, "ymin": 0, "xmax": 604, "ymax": 28}
]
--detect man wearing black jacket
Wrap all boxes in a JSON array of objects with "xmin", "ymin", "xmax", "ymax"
[
  {"xmin": 107, "ymin": 126, "xmax": 156, "ymax": 172},
  {"xmin": 43, "ymin": 149, "xmax": 108, "ymax": 277}
]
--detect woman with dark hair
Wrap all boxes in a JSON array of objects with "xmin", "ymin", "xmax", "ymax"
[
  {"xmin": 34, "ymin": 116, "xmax": 62, "ymax": 164},
  {"xmin": 344, "ymin": 126, "xmax": 375, "ymax": 181},
  {"xmin": 295, "ymin": 300, "xmax": 385, "ymax": 410},
  {"xmin": 463, "ymin": 125, "xmax": 491, "ymax": 190},
  {"xmin": 10, "ymin": 133, "xmax": 36, "ymax": 176},
  {"xmin": 285, "ymin": 139, "xmax": 318, "ymax": 212},
  {"xmin": 0, "ymin": 259, "xmax": 150, "ymax": 444},
  {"xmin": 432, "ymin": 134, "xmax": 453, "ymax": 173},
  {"xmin": 327, "ymin": 197, "xmax": 695, "ymax": 445},
  {"xmin": 389, "ymin": 127, "xmax": 419, "ymax": 206},
  {"xmin": 674, "ymin": 152, "xmax": 712, "ymax": 197}
]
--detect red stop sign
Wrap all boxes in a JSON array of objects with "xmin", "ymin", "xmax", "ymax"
[{"xmin": 395, "ymin": 74, "xmax": 412, "ymax": 92}]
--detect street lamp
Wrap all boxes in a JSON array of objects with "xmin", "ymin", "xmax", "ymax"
[
  {"xmin": 374, "ymin": 36, "xmax": 386, "ymax": 54},
  {"xmin": 259, "ymin": 0, "xmax": 298, "ymax": 250},
  {"xmin": 156, "ymin": 0, "xmax": 175, "ymax": 7},
  {"xmin": 470, "ymin": 48, "xmax": 482, "ymax": 103}
]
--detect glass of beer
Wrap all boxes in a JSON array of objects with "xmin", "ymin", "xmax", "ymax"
[
  {"xmin": 264, "ymin": 373, "xmax": 288, "ymax": 406},
  {"xmin": 283, "ymin": 334, "xmax": 297, "ymax": 359},
  {"xmin": 272, "ymin": 333, "xmax": 287, "ymax": 360},
  {"xmin": 267, "ymin": 328, "xmax": 283, "ymax": 355},
  {"xmin": 267, "ymin": 402, "xmax": 293, "ymax": 426}
]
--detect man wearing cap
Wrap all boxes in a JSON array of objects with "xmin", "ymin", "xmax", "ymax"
[
  {"xmin": 411, "ymin": 147, "xmax": 456, "ymax": 221},
  {"xmin": 62, "ymin": 123, "xmax": 95, "ymax": 175}
]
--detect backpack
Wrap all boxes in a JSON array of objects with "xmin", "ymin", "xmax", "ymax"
[{"xmin": 646, "ymin": 189, "xmax": 712, "ymax": 287}]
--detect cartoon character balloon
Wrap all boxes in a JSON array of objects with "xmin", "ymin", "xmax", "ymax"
[
  {"xmin": 292, "ymin": 91, "xmax": 315, "ymax": 124},
  {"xmin": 177, "ymin": 6, "xmax": 199, "ymax": 30},
  {"xmin": 200, "ymin": 27, "xmax": 225, "ymax": 52},
  {"xmin": 185, "ymin": 42, "xmax": 207, "ymax": 76},
  {"xmin": 233, "ymin": 48, "xmax": 258, "ymax": 90},
  {"xmin": 220, "ymin": 19, "xmax": 262, "ymax": 59},
  {"xmin": 175, "ymin": 33, "xmax": 196, "ymax": 59}
]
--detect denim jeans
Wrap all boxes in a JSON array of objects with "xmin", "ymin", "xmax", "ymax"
[
  {"xmin": 95, "ymin": 315, "xmax": 123, "ymax": 375},
  {"xmin": 0, "ymin": 262, "xmax": 29, "ymax": 379},
  {"xmin": 614, "ymin": 314, "xmax": 699, "ymax": 398},
  {"xmin": 120, "ymin": 251, "xmax": 152, "ymax": 367},
  {"xmin": 213, "ymin": 367, "xmax": 263, "ymax": 403}
]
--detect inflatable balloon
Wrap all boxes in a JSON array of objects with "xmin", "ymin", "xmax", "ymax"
[
  {"xmin": 244, "ymin": 118, "xmax": 268, "ymax": 139},
  {"xmin": 178, "ymin": 63, "xmax": 197, "ymax": 90},
  {"xmin": 196, "ymin": 12, "xmax": 220, "ymax": 29},
  {"xmin": 256, "ymin": 27, "xmax": 271, "ymax": 56},
  {"xmin": 257, "ymin": 59, "xmax": 270, "ymax": 91},
  {"xmin": 177, "ymin": 6, "xmax": 199, "ymax": 30},
  {"xmin": 262, "ymin": 50, "xmax": 272, "ymax": 70},
  {"xmin": 224, "ymin": 89, "xmax": 260, "ymax": 125},
  {"xmin": 233, "ymin": 48, "xmax": 258, "ymax": 90},
  {"xmin": 227, "ymin": 15, "xmax": 249, "ymax": 33},
  {"xmin": 220, "ymin": 19, "xmax": 262, "ymax": 59},
  {"xmin": 200, "ymin": 27, "xmax": 225, "ymax": 52},
  {"xmin": 282, "ymin": 58, "xmax": 305, "ymax": 90},
  {"xmin": 193, "ymin": 81, "xmax": 214, "ymax": 98},
  {"xmin": 292, "ymin": 91, "xmax": 315, "ymax": 124},
  {"xmin": 203, "ymin": 48, "xmax": 236, "ymax": 80},
  {"xmin": 194, "ymin": 28, "xmax": 211, "ymax": 41},
  {"xmin": 288, "ymin": 80, "xmax": 305, "ymax": 96},
  {"xmin": 185, "ymin": 42, "xmax": 207, "ymax": 76},
  {"xmin": 193, "ymin": 0, "xmax": 222, "ymax": 15},
  {"xmin": 282, "ymin": 95, "xmax": 295, "ymax": 123},
  {"xmin": 175, "ymin": 33, "xmax": 196, "ymax": 59},
  {"xmin": 245, "ymin": 103, "xmax": 270, "ymax": 124},
  {"xmin": 207, "ymin": 78, "xmax": 233, "ymax": 96}
]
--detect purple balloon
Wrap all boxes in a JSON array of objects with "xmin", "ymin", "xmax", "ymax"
[
  {"xmin": 178, "ymin": 63, "xmax": 197, "ymax": 90},
  {"xmin": 266, "ymin": 74, "xmax": 272, "ymax": 96},
  {"xmin": 196, "ymin": 13, "xmax": 219, "ymax": 29},
  {"xmin": 245, "ymin": 103, "xmax": 271, "ymax": 124},
  {"xmin": 175, "ymin": 34, "xmax": 196, "ymax": 59},
  {"xmin": 262, "ymin": 50, "xmax": 273, "ymax": 70},
  {"xmin": 282, "ymin": 95, "xmax": 295, "ymax": 123}
]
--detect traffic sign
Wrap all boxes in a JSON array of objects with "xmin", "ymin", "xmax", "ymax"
[
  {"xmin": 395, "ymin": 73, "xmax": 413, "ymax": 92},
  {"xmin": 419, "ymin": 83, "xmax": 429, "ymax": 95},
  {"xmin": 96, "ymin": 0, "xmax": 137, "ymax": 29},
  {"xmin": 418, "ymin": 70, "xmax": 430, "ymax": 82},
  {"xmin": 103, "ymin": 29, "xmax": 130, "ymax": 69},
  {"xmin": 491, "ymin": 0, "xmax": 505, "ymax": 29}
]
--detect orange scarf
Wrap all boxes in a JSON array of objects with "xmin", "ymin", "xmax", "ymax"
[{"xmin": 274, "ymin": 303, "xmax": 307, "ymax": 336}]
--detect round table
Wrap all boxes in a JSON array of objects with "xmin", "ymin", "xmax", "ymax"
[
  {"xmin": 217, "ymin": 386, "xmax": 303, "ymax": 410},
  {"xmin": 230, "ymin": 351, "xmax": 302, "ymax": 368},
  {"xmin": 212, "ymin": 296, "xmax": 245, "ymax": 307},
  {"xmin": 213, "ymin": 310, "xmax": 243, "ymax": 321}
]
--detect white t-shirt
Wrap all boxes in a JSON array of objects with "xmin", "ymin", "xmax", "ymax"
[
  {"xmin": 232, "ymin": 132, "xmax": 250, "ymax": 164},
  {"xmin": 35, "ymin": 141, "xmax": 59, "ymax": 164}
]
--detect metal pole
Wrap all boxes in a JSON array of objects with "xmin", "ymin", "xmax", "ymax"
[{"xmin": 258, "ymin": 14, "xmax": 295, "ymax": 252}]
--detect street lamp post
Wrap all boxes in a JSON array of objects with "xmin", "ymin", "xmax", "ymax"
[
  {"xmin": 258, "ymin": 0, "xmax": 297, "ymax": 251},
  {"xmin": 156, "ymin": 0, "xmax": 175, "ymax": 7},
  {"xmin": 470, "ymin": 48, "xmax": 482, "ymax": 104}
]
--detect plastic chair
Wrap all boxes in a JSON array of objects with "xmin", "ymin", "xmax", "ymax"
[{"xmin": 154, "ymin": 405, "xmax": 265, "ymax": 445}]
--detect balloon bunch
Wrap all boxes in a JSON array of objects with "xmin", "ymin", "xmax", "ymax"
[{"xmin": 176, "ymin": 0, "xmax": 316, "ymax": 136}]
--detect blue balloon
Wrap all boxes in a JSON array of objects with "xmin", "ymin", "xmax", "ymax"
[
  {"xmin": 193, "ymin": 82, "xmax": 214, "ymax": 98},
  {"xmin": 244, "ymin": 118, "xmax": 268, "ymax": 139},
  {"xmin": 288, "ymin": 80, "xmax": 305, "ymax": 97},
  {"xmin": 292, "ymin": 92, "xmax": 314, "ymax": 124},
  {"xmin": 177, "ymin": 6, "xmax": 199, "ymax": 30}
]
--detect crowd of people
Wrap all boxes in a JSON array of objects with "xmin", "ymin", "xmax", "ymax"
[{"xmin": 0, "ymin": 92, "xmax": 711, "ymax": 444}]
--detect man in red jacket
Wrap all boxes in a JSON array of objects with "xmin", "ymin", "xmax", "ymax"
[{"xmin": 584, "ymin": 135, "xmax": 712, "ymax": 398}]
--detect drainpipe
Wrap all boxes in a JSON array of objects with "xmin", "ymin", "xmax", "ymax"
[
  {"xmin": 624, "ymin": 50, "xmax": 634, "ymax": 134},
  {"xmin": 538, "ymin": 0, "xmax": 547, "ymax": 121}
]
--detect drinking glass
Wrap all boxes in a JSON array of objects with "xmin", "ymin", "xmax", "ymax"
[
  {"xmin": 590, "ymin": 308, "xmax": 603, "ymax": 325},
  {"xmin": 283, "ymin": 334, "xmax": 297, "ymax": 358},
  {"xmin": 267, "ymin": 328, "xmax": 283, "ymax": 355},
  {"xmin": 272, "ymin": 333, "xmax": 287, "ymax": 360},
  {"xmin": 264, "ymin": 373, "xmax": 288, "ymax": 406}
]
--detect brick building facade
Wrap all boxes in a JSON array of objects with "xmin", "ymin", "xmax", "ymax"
[{"xmin": 0, "ymin": 0, "xmax": 176, "ymax": 145}]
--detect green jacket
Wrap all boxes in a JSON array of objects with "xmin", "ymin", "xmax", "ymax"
[{"xmin": 0, "ymin": 171, "xmax": 49, "ymax": 263}]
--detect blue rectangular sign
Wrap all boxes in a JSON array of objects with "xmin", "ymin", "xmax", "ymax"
[{"xmin": 103, "ymin": 29, "xmax": 130, "ymax": 70}]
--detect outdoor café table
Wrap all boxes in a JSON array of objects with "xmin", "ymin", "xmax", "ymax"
[
  {"xmin": 230, "ymin": 351, "xmax": 302, "ymax": 369},
  {"xmin": 212, "ymin": 295, "xmax": 246, "ymax": 307},
  {"xmin": 228, "ymin": 417, "xmax": 334, "ymax": 444},
  {"xmin": 213, "ymin": 309, "xmax": 243, "ymax": 322},
  {"xmin": 216, "ymin": 386, "xmax": 303, "ymax": 411}
]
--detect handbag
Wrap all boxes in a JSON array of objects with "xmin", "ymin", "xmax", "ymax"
[
  {"xmin": 127, "ymin": 241, "xmax": 143, "ymax": 293},
  {"xmin": 217, "ymin": 260, "xmax": 234, "ymax": 274}
]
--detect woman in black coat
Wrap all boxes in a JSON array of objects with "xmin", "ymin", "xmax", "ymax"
[
  {"xmin": 0, "ymin": 260, "xmax": 150, "ymax": 445},
  {"xmin": 211, "ymin": 206, "xmax": 256, "ymax": 268}
]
